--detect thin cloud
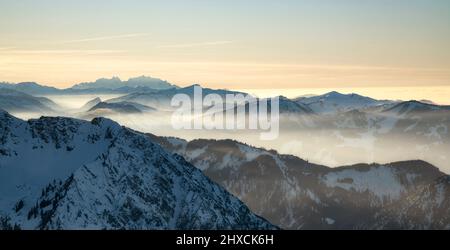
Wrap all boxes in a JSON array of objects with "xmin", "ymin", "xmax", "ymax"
[
  {"xmin": 62, "ymin": 33, "xmax": 149, "ymax": 43},
  {"xmin": 156, "ymin": 41, "xmax": 234, "ymax": 49},
  {"xmin": 0, "ymin": 47, "xmax": 16, "ymax": 51},
  {"xmin": 0, "ymin": 49, "xmax": 126, "ymax": 55}
]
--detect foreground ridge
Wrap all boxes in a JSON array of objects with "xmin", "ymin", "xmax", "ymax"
[{"xmin": 0, "ymin": 110, "xmax": 275, "ymax": 230}]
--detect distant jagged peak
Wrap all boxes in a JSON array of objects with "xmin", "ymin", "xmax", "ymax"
[
  {"xmin": 71, "ymin": 75, "xmax": 177, "ymax": 90},
  {"xmin": 179, "ymin": 83, "xmax": 241, "ymax": 93},
  {"xmin": 127, "ymin": 75, "xmax": 173, "ymax": 86}
]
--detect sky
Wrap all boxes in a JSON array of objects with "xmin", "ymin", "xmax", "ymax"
[{"xmin": 0, "ymin": 0, "xmax": 450, "ymax": 90}]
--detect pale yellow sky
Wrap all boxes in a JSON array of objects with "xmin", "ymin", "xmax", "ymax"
[
  {"xmin": 1, "ymin": 0, "xmax": 449, "ymax": 90},
  {"xmin": 1, "ymin": 52, "xmax": 449, "ymax": 90}
]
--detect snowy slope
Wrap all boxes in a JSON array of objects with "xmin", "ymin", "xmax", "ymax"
[
  {"xmin": 0, "ymin": 110, "xmax": 275, "ymax": 229},
  {"xmin": 152, "ymin": 136, "xmax": 449, "ymax": 229},
  {"xmin": 296, "ymin": 91, "xmax": 392, "ymax": 114}
]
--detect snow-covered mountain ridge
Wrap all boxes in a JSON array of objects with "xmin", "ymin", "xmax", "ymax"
[
  {"xmin": 295, "ymin": 91, "xmax": 394, "ymax": 114},
  {"xmin": 0, "ymin": 110, "xmax": 275, "ymax": 229}
]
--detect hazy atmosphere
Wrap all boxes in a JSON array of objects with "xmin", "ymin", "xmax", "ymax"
[
  {"xmin": 1, "ymin": 0, "xmax": 450, "ymax": 93},
  {"xmin": 1, "ymin": 0, "xmax": 450, "ymax": 231}
]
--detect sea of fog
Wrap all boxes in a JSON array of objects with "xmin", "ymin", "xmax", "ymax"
[{"xmin": 11, "ymin": 91, "xmax": 450, "ymax": 174}]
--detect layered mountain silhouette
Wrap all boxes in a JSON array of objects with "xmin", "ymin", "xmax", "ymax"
[
  {"xmin": 0, "ymin": 76, "xmax": 177, "ymax": 96},
  {"xmin": 1, "ymin": 77, "xmax": 450, "ymax": 230},
  {"xmin": 0, "ymin": 88, "xmax": 59, "ymax": 113},
  {"xmin": 71, "ymin": 76, "xmax": 176, "ymax": 90}
]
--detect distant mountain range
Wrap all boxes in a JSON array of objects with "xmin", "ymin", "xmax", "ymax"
[
  {"xmin": 0, "ymin": 88, "xmax": 59, "ymax": 113},
  {"xmin": 0, "ymin": 82, "xmax": 61, "ymax": 96},
  {"xmin": 151, "ymin": 136, "xmax": 450, "ymax": 229},
  {"xmin": 0, "ymin": 110, "xmax": 275, "ymax": 229},
  {"xmin": 1, "ymin": 79, "xmax": 449, "ymax": 170},
  {"xmin": 0, "ymin": 76, "xmax": 177, "ymax": 96},
  {"xmin": 106, "ymin": 84, "xmax": 245, "ymax": 111},
  {"xmin": 1, "ymin": 77, "xmax": 450, "ymax": 229},
  {"xmin": 71, "ymin": 76, "xmax": 177, "ymax": 90},
  {"xmin": 295, "ymin": 91, "xmax": 394, "ymax": 114}
]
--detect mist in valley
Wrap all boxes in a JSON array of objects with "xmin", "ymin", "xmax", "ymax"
[{"xmin": 9, "ymin": 94, "xmax": 450, "ymax": 174}]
